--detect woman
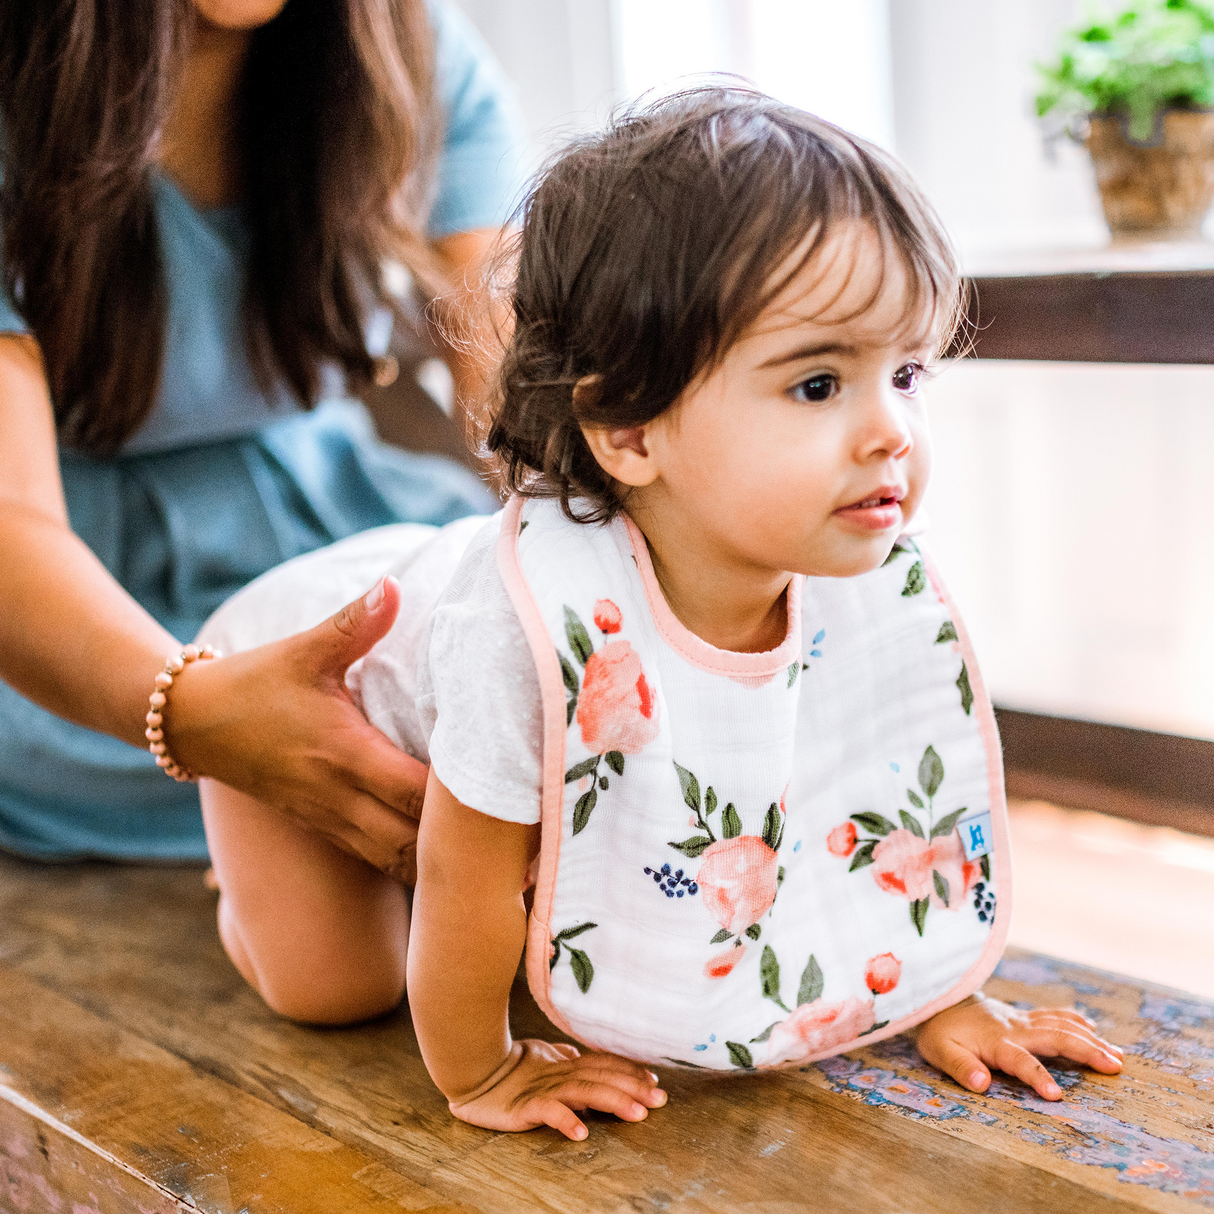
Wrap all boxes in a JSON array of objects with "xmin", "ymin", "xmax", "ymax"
[{"xmin": 0, "ymin": 0, "xmax": 523, "ymax": 871}]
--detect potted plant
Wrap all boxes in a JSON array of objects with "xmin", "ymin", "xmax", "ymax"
[{"xmin": 1037, "ymin": 0, "xmax": 1214, "ymax": 240}]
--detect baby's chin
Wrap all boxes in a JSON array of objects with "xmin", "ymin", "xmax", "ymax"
[{"xmin": 792, "ymin": 538, "xmax": 904, "ymax": 580}]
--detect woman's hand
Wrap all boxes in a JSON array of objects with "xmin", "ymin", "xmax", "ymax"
[
  {"xmin": 169, "ymin": 576, "xmax": 426, "ymax": 880},
  {"xmin": 915, "ymin": 992, "xmax": 1123, "ymax": 1100},
  {"xmin": 447, "ymin": 1040, "xmax": 668, "ymax": 1140}
]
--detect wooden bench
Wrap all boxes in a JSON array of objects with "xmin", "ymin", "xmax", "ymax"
[{"xmin": 0, "ymin": 850, "xmax": 1211, "ymax": 1213}]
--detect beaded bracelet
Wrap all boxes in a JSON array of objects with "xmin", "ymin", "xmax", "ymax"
[{"xmin": 145, "ymin": 643, "xmax": 221, "ymax": 783}]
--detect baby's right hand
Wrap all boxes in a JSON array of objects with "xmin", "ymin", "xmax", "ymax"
[{"xmin": 447, "ymin": 1040, "xmax": 667, "ymax": 1140}]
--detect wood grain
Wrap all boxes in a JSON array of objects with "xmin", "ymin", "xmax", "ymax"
[{"xmin": 0, "ymin": 853, "xmax": 1210, "ymax": 1213}]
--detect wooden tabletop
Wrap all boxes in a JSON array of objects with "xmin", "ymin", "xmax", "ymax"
[{"xmin": 0, "ymin": 852, "xmax": 1210, "ymax": 1213}]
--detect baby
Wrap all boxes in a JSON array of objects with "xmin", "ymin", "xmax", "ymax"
[{"xmin": 198, "ymin": 88, "xmax": 1123, "ymax": 1141}]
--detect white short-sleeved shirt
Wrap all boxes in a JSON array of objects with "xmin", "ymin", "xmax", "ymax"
[{"xmin": 197, "ymin": 512, "xmax": 544, "ymax": 824}]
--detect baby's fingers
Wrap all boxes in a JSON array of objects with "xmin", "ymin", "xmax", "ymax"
[
  {"xmin": 918, "ymin": 1035, "xmax": 991, "ymax": 1093},
  {"xmin": 533, "ymin": 1098, "xmax": 590, "ymax": 1141},
  {"xmin": 559, "ymin": 1076, "xmax": 654, "ymax": 1123},
  {"xmin": 994, "ymin": 1042, "xmax": 1064, "ymax": 1100},
  {"xmin": 1023, "ymin": 1026, "xmax": 1123, "ymax": 1075}
]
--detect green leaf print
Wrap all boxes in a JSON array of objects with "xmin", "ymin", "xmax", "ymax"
[
  {"xmin": 721, "ymin": 802, "xmax": 743, "ymax": 840},
  {"xmin": 572, "ymin": 787, "xmax": 597, "ymax": 835},
  {"xmin": 850, "ymin": 812, "xmax": 896, "ymax": 836},
  {"xmin": 849, "ymin": 840, "xmax": 877, "ymax": 871},
  {"xmin": 560, "ymin": 653, "xmax": 579, "ymax": 692},
  {"xmin": 565, "ymin": 756, "xmax": 599, "ymax": 783},
  {"xmin": 727, "ymin": 1042, "xmax": 755, "ymax": 1069},
  {"xmin": 555, "ymin": 922, "xmax": 598, "ymax": 941},
  {"xmin": 981, "ymin": 854, "xmax": 991, "ymax": 881},
  {"xmin": 710, "ymin": 928, "xmax": 732, "ymax": 945},
  {"xmin": 787, "ymin": 661, "xmax": 800, "ymax": 688},
  {"xmin": 936, "ymin": 620, "xmax": 958, "ymax": 644},
  {"xmin": 568, "ymin": 948, "xmax": 594, "ymax": 993},
  {"xmin": 858, "ymin": 1020, "xmax": 890, "ymax": 1037},
  {"xmin": 675, "ymin": 762, "xmax": 701, "ymax": 815},
  {"xmin": 918, "ymin": 746, "xmax": 944, "ymax": 799},
  {"xmin": 906, "ymin": 789, "xmax": 924, "ymax": 809},
  {"xmin": 797, "ymin": 954, "xmax": 824, "ymax": 1007},
  {"xmin": 564, "ymin": 606, "xmax": 594, "ymax": 666},
  {"xmin": 957, "ymin": 661, "xmax": 974, "ymax": 715},
  {"xmin": 899, "ymin": 810, "xmax": 925, "ymax": 838},
  {"xmin": 761, "ymin": 803, "xmax": 782, "ymax": 850},
  {"xmin": 760, "ymin": 945, "xmax": 790, "ymax": 1012},
  {"xmin": 750, "ymin": 1022, "xmax": 780, "ymax": 1044},
  {"xmin": 604, "ymin": 750, "xmax": 625, "ymax": 776},
  {"xmin": 932, "ymin": 868, "xmax": 951, "ymax": 907},
  {"xmin": 705, "ymin": 787, "xmax": 718, "ymax": 816},
  {"xmin": 930, "ymin": 807, "xmax": 967, "ymax": 841},
  {"xmin": 745, "ymin": 924, "xmax": 762, "ymax": 941},
  {"xmin": 902, "ymin": 561, "xmax": 927, "ymax": 597},
  {"xmin": 668, "ymin": 835, "xmax": 713, "ymax": 858},
  {"xmin": 910, "ymin": 897, "xmax": 930, "ymax": 937},
  {"xmin": 883, "ymin": 542, "xmax": 907, "ymax": 567}
]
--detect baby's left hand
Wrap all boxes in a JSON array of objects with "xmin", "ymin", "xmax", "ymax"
[{"xmin": 915, "ymin": 992, "xmax": 1123, "ymax": 1100}]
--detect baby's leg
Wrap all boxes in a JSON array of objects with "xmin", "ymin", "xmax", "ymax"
[{"xmin": 200, "ymin": 778, "xmax": 410, "ymax": 1025}]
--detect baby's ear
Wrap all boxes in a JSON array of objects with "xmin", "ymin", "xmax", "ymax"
[{"xmin": 580, "ymin": 420, "xmax": 659, "ymax": 488}]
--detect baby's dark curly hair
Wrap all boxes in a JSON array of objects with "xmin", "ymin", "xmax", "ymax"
[{"xmin": 485, "ymin": 87, "xmax": 962, "ymax": 523}]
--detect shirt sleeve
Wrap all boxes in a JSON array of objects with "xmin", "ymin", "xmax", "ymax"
[
  {"xmin": 416, "ymin": 516, "xmax": 544, "ymax": 823},
  {"xmin": 426, "ymin": 0, "xmax": 530, "ymax": 237}
]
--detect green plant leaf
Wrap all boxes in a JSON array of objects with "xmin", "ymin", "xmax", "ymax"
[
  {"xmin": 849, "ymin": 840, "xmax": 877, "ymax": 871},
  {"xmin": 568, "ymin": 947, "xmax": 594, "ymax": 993},
  {"xmin": 559, "ymin": 652, "xmax": 579, "ymax": 693},
  {"xmin": 902, "ymin": 560, "xmax": 926, "ymax": 597},
  {"xmin": 710, "ymin": 928, "xmax": 732, "ymax": 944},
  {"xmin": 555, "ymin": 922, "xmax": 597, "ymax": 941},
  {"xmin": 745, "ymin": 923, "xmax": 762, "ymax": 941},
  {"xmin": 930, "ymin": 807, "xmax": 967, "ymax": 840},
  {"xmin": 777, "ymin": 864, "xmax": 785, "ymax": 888},
  {"xmin": 549, "ymin": 941, "xmax": 560, "ymax": 970},
  {"xmin": 663, "ymin": 1057, "xmax": 708, "ymax": 1069},
  {"xmin": 750, "ymin": 1022, "xmax": 780, "ymax": 1044},
  {"xmin": 933, "ymin": 868, "xmax": 951, "ymax": 907},
  {"xmin": 899, "ymin": 809, "xmax": 925, "ymax": 838},
  {"xmin": 850, "ymin": 811, "xmax": 896, "ymax": 836},
  {"xmin": 604, "ymin": 750, "xmax": 625, "ymax": 775},
  {"xmin": 721, "ymin": 802, "xmax": 743, "ymax": 840},
  {"xmin": 762, "ymin": 803, "xmax": 781, "ymax": 850},
  {"xmin": 564, "ymin": 756, "xmax": 599, "ymax": 784},
  {"xmin": 572, "ymin": 787, "xmax": 597, "ymax": 835},
  {"xmin": 957, "ymin": 661, "xmax": 974, "ymax": 715},
  {"xmin": 675, "ymin": 762, "xmax": 701, "ymax": 814},
  {"xmin": 918, "ymin": 745, "xmax": 944, "ymax": 799},
  {"xmin": 980, "ymin": 853, "xmax": 991, "ymax": 881},
  {"xmin": 668, "ymin": 835, "xmax": 713, "ymax": 857},
  {"xmin": 787, "ymin": 661, "xmax": 801, "ymax": 688},
  {"xmin": 857, "ymin": 1019, "xmax": 890, "ymax": 1037},
  {"xmin": 936, "ymin": 620, "xmax": 958, "ymax": 644},
  {"xmin": 760, "ymin": 945, "xmax": 787, "ymax": 1009},
  {"xmin": 563, "ymin": 606, "xmax": 593, "ymax": 666},
  {"xmin": 911, "ymin": 897, "xmax": 930, "ymax": 937},
  {"xmin": 727, "ymin": 1042, "xmax": 754, "ymax": 1069},
  {"xmin": 797, "ymin": 954, "xmax": 824, "ymax": 1006},
  {"xmin": 705, "ymin": 786, "xmax": 718, "ymax": 816},
  {"xmin": 882, "ymin": 542, "xmax": 907, "ymax": 566},
  {"xmin": 566, "ymin": 694, "xmax": 577, "ymax": 727},
  {"xmin": 906, "ymin": 789, "xmax": 924, "ymax": 809}
]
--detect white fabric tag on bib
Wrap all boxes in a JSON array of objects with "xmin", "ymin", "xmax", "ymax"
[{"xmin": 958, "ymin": 810, "xmax": 993, "ymax": 860}]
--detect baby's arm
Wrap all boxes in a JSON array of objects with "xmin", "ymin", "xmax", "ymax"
[
  {"xmin": 408, "ymin": 772, "xmax": 666, "ymax": 1140},
  {"xmin": 914, "ymin": 992, "xmax": 1123, "ymax": 1099}
]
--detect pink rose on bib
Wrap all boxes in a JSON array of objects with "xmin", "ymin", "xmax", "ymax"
[
  {"xmin": 765, "ymin": 996, "xmax": 876, "ymax": 1066},
  {"xmin": 576, "ymin": 639, "xmax": 659, "ymax": 754},
  {"xmin": 871, "ymin": 828, "xmax": 979, "ymax": 910},
  {"xmin": 696, "ymin": 836, "xmax": 779, "ymax": 936}
]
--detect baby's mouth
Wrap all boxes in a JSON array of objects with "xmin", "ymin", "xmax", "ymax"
[{"xmin": 834, "ymin": 488, "xmax": 906, "ymax": 529}]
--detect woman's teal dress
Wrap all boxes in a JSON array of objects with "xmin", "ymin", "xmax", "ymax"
[{"xmin": 0, "ymin": 2, "xmax": 524, "ymax": 860}]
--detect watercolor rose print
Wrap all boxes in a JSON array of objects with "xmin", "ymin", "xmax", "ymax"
[
  {"xmin": 661, "ymin": 762, "xmax": 786, "ymax": 974},
  {"xmin": 560, "ymin": 598, "xmax": 659, "ymax": 834},
  {"xmin": 829, "ymin": 744, "xmax": 988, "ymax": 937}
]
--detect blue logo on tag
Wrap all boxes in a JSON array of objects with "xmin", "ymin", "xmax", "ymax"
[{"xmin": 958, "ymin": 810, "xmax": 992, "ymax": 860}]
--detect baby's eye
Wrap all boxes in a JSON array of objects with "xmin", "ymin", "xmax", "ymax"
[
  {"xmin": 892, "ymin": 362, "xmax": 923, "ymax": 393},
  {"xmin": 791, "ymin": 373, "xmax": 838, "ymax": 403}
]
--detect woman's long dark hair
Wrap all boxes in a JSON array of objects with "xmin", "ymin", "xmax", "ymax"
[{"xmin": 0, "ymin": 0, "xmax": 438, "ymax": 454}]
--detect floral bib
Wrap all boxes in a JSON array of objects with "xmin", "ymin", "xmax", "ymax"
[{"xmin": 496, "ymin": 496, "xmax": 1010, "ymax": 1071}]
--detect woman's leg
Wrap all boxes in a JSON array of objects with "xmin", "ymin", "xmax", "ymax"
[{"xmin": 200, "ymin": 778, "xmax": 411, "ymax": 1025}]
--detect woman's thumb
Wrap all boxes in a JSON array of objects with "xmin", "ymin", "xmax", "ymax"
[{"xmin": 304, "ymin": 575, "xmax": 401, "ymax": 675}]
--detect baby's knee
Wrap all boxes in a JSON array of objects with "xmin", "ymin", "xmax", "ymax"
[{"xmin": 259, "ymin": 967, "xmax": 407, "ymax": 1026}]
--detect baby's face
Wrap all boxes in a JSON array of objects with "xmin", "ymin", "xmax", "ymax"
[{"xmin": 643, "ymin": 221, "xmax": 936, "ymax": 581}]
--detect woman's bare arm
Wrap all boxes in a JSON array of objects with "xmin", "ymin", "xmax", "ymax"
[{"xmin": 0, "ymin": 333, "xmax": 426, "ymax": 873}]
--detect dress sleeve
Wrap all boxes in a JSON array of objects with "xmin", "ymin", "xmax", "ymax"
[
  {"xmin": 416, "ymin": 516, "xmax": 544, "ymax": 823},
  {"xmin": 426, "ymin": 0, "xmax": 529, "ymax": 238}
]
